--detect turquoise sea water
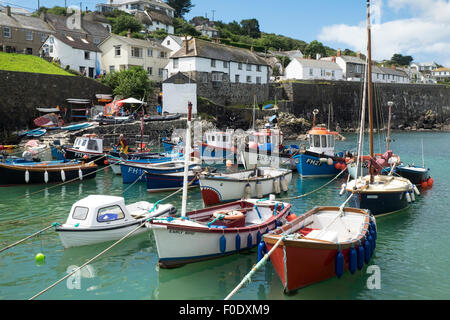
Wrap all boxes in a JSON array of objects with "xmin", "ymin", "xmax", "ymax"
[{"xmin": 0, "ymin": 131, "xmax": 448, "ymax": 300}]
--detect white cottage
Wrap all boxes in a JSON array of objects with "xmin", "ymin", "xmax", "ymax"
[
  {"xmin": 165, "ymin": 38, "xmax": 270, "ymax": 85},
  {"xmin": 41, "ymin": 34, "xmax": 102, "ymax": 78},
  {"xmin": 284, "ymin": 58, "xmax": 343, "ymax": 81},
  {"xmin": 160, "ymin": 35, "xmax": 191, "ymax": 56},
  {"xmin": 162, "ymin": 72, "xmax": 197, "ymax": 114}
]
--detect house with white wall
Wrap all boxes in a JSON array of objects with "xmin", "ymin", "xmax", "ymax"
[
  {"xmin": 372, "ymin": 65, "xmax": 409, "ymax": 84},
  {"xmin": 165, "ymin": 38, "xmax": 270, "ymax": 85},
  {"xmin": 160, "ymin": 35, "xmax": 192, "ymax": 56},
  {"xmin": 195, "ymin": 24, "xmax": 219, "ymax": 38},
  {"xmin": 41, "ymin": 33, "xmax": 102, "ymax": 77},
  {"xmin": 432, "ymin": 67, "xmax": 450, "ymax": 81},
  {"xmin": 98, "ymin": 33, "xmax": 170, "ymax": 81},
  {"xmin": 284, "ymin": 58, "xmax": 343, "ymax": 81},
  {"xmin": 96, "ymin": 0, "xmax": 174, "ymax": 17},
  {"xmin": 321, "ymin": 50, "xmax": 365, "ymax": 81}
]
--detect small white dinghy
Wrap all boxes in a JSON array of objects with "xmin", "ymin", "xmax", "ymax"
[{"xmin": 56, "ymin": 195, "xmax": 177, "ymax": 248}]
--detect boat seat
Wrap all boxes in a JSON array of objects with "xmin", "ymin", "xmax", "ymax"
[
  {"xmin": 306, "ymin": 229, "xmax": 338, "ymax": 243},
  {"xmin": 299, "ymin": 227, "xmax": 319, "ymax": 237}
]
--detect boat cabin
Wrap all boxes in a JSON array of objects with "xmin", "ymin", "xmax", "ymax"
[
  {"xmin": 306, "ymin": 127, "xmax": 338, "ymax": 156},
  {"xmin": 204, "ymin": 130, "xmax": 235, "ymax": 150},
  {"xmin": 72, "ymin": 134, "xmax": 103, "ymax": 153},
  {"xmin": 247, "ymin": 128, "xmax": 283, "ymax": 151},
  {"xmin": 63, "ymin": 195, "xmax": 148, "ymax": 229}
]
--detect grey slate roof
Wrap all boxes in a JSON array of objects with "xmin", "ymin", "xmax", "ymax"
[
  {"xmin": 170, "ymin": 38, "xmax": 268, "ymax": 66},
  {"xmin": 338, "ymin": 55, "xmax": 365, "ymax": 64},
  {"xmin": 163, "ymin": 71, "xmax": 196, "ymax": 84},
  {"xmin": 294, "ymin": 58, "xmax": 341, "ymax": 69},
  {"xmin": 82, "ymin": 19, "xmax": 110, "ymax": 39},
  {"xmin": 373, "ymin": 66, "xmax": 408, "ymax": 77},
  {"xmin": 0, "ymin": 12, "xmax": 53, "ymax": 32},
  {"xmin": 53, "ymin": 33, "xmax": 101, "ymax": 52}
]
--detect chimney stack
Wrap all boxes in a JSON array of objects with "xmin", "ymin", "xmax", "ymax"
[
  {"xmin": 127, "ymin": 29, "xmax": 132, "ymax": 38},
  {"xmin": 331, "ymin": 56, "xmax": 336, "ymax": 63},
  {"xmin": 337, "ymin": 48, "xmax": 341, "ymax": 57},
  {"xmin": 357, "ymin": 51, "xmax": 361, "ymax": 59},
  {"xmin": 6, "ymin": 5, "xmax": 11, "ymax": 16}
]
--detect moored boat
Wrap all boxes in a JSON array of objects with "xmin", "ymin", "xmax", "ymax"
[
  {"xmin": 61, "ymin": 122, "xmax": 93, "ymax": 131},
  {"xmin": 56, "ymin": 195, "xmax": 177, "ymax": 248},
  {"xmin": 263, "ymin": 206, "xmax": 375, "ymax": 293},
  {"xmin": 146, "ymin": 170, "xmax": 200, "ymax": 193},
  {"xmin": 392, "ymin": 164, "xmax": 433, "ymax": 188},
  {"xmin": 199, "ymin": 167, "xmax": 292, "ymax": 206},
  {"xmin": 147, "ymin": 198, "xmax": 292, "ymax": 268},
  {"xmin": 53, "ymin": 134, "xmax": 106, "ymax": 165},
  {"xmin": 0, "ymin": 160, "xmax": 97, "ymax": 185}
]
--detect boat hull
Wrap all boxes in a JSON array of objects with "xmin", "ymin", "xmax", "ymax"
[
  {"xmin": 294, "ymin": 153, "xmax": 340, "ymax": 178},
  {"xmin": 241, "ymin": 149, "xmax": 295, "ymax": 170},
  {"xmin": 0, "ymin": 162, "xmax": 97, "ymax": 185},
  {"xmin": 61, "ymin": 148, "xmax": 106, "ymax": 165},
  {"xmin": 120, "ymin": 162, "xmax": 197, "ymax": 184},
  {"xmin": 146, "ymin": 172, "xmax": 199, "ymax": 192},
  {"xmin": 199, "ymin": 170, "xmax": 292, "ymax": 206},
  {"xmin": 394, "ymin": 166, "xmax": 430, "ymax": 185},
  {"xmin": 347, "ymin": 190, "xmax": 409, "ymax": 216}
]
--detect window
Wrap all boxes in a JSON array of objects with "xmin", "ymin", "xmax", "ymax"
[
  {"xmin": 41, "ymin": 33, "xmax": 46, "ymax": 42},
  {"xmin": 147, "ymin": 67, "xmax": 152, "ymax": 75},
  {"xmin": 97, "ymin": 205, "xmax": 125, "ymax": 222},
  {"xmin": 3, "ymin": 27, "xmax": 10, "ymax": 38},
  {"xmin": 211, "ymin": 135, "xmax": 215, "ymax": 142},
  {"xmin": 115, "ymin": 46, "xmax": 121, "ymax": 56},
  {"xmin": 109, "ymin": 65, "xmax": 115, "ymax": 73},
  {"xmin": 159, "ymin": 51, "xmax": 167, "ymax": 58},
  {"xmin": 321, "ymin": 135, "xmax": 327, "ymax": 148},
  {"xmin": 356, "ymin": 65, "xmax": 361, "ymax": 73},
  {"xmin": 79, "ymin": 66, "xmax": 86, "ymax": 75},
  {"xmin": 256, "ymin": 65, "xmax": 261, "ymax": 72},
  {"xmin": 309, "ymin": 68, "xmax": 313, "ymax": 76},
  {"xmin": 332, "ymin": 70, "xmax": 335, "ymax": 77},
  {"xmin": 202, "ymin": 72, "xmax": 208, "ymax": 83},
  {"xmin": 158, "ymin": 68, "xmax": 163, "ymax": 76},
  {"xmin": 246, "ymin": 75, "xmax": 251, "ymax": 83},
  {"xmin": 147, "ymin": 48, "xmax": 153, "ymax": 57},
  {"xmin": 211, "ymin": 59, "xmax": 216, "ymax": 68},
  {"xmin": 223, "ymin": 61, "xmax": 228, "ymax": 68},
  {"xmin": 25, "ymin": 30, "xmax": 33, "ymax": 41},
  {"xmin": 94, "ymin": 38, "xmax": 100, "ymax": 45},
  {"xmin": 49, "ymin": 45, "xmax": 53, "ymax": 53},
  {"xmin": 131, "ymin": 47, "xmax": 142, "ymax": 58},
  {"xmin": 167, "ymin": 40, "xmax": 170, "ymax": 45},
  {"xmin": 84, "ymin": 51, "xmax": 90, "ymax": 60},
  {"xmin": 173, "ymin": 58, "xmax": 178, "ymax": 68},
  {"xmin": 256, "ymin": 76, "xmax": 261, "ymax": 84},
  {"xmin": 238, "ymin": 62, "xmax": 242, "ymax": 70},
  {"xmin": 235, "ymin": 74, "xmax": 240, "ymax": 83},
  {"xmin": 72, "ymin": 206, "xmax": 89, "ymax": 220},
  {"xmin": 87, "ymin": 139, "xmax": 98, "ymax": 151},
  {"xmin": 246, "ymin": 64, "xmax": 251, "ymax": 71},
  {"xmin": 212, "ymin": 72, "xmax": 222, "ymax": 82},
  {"xmin": 313, "ymin": 135, "xmax": 320, "ymax": 147}
]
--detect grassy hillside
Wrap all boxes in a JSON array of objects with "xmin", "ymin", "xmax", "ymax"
[{"xmin": 0, "ymin": 52, "xmax": 73, "ymax": 76}]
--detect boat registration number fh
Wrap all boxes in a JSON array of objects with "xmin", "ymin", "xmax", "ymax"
[{"xmin": 306, "ymin": 158, "xmax": 322, "ymax": 166}]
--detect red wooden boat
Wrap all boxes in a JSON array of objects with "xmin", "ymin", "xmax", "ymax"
[{"xmin": 263, "ymin": 206, "xmax": 376, "ymax": 293}]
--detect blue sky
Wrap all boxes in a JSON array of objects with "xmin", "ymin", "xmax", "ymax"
[{"xmin": 4, "ymin": 0, "xmax": 450, "ymax": 65}]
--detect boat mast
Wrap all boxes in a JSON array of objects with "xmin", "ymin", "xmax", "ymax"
[
  {"xmin": 181, "ymin": 102, "xmax": 192, "ymax": 217},
  {"xmin": 386, "ymin": 101, "xmax": 393, "ymax": 151},
  {"xmin": 367, "ymin": 0, "xmax": 374, "ymax": 183}
]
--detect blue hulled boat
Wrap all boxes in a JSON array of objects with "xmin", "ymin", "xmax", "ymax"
[{"xmin": 146, "ymin": 170, "xmax": 199, "ymax": 193}]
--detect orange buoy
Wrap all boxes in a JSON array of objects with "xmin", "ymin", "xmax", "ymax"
[
  {"xmin": 421, "ymin": 181, "xmax": 428, "ymax": 189},
  {"xmin": 104, "ymin": 160, "xmax": 109, "ymax": 165},
  {"xmin": 341, "ymin": 164, "xmax": 347, "ymax": 170},
  {"xmin": 83, "ymin": 155, "xmax": 88, "ymax": 160},
  {"xmin": 428, "ymin": 177, "xmax": 434, "ymax": 187},
  {"xmin": 286, "ymin": 213, "xmax": 297, "ymax": 222},
  {"xmin": 335, "ymin": 163, "xmax": 341, "ymax": 170}
]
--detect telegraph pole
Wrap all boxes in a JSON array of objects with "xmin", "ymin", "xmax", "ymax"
[{"xmin": 211, "ymin": 9, "xmax": 216, "ymax": 22}]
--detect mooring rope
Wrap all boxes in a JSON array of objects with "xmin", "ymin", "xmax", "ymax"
[
  {"xmin": 224, "ymin": 235, "xmax": 286, "ymax": 300},
  {"xmin": 0, "ymin": 222, "xmax": 61, "ymax": 253},
  {"xmin": 29, "ymin": 171, "xmax": 200, "ymax": 300}
]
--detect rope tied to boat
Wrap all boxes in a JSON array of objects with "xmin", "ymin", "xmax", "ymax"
[
  {"xmin": 0, "ymin": 222, "xmax": 61, "ymax": 253},
  {"xmin": 224, "ymin": 235, "xmax": 286, "ymax": 300}
]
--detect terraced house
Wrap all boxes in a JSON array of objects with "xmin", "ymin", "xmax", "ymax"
[
  {"xmin": 99, "ymin": 33, "xmax": 170, "ymax": 81},
  {"xmin": 0, "ymin": 6, "xmax": 53, "ymax": 55}
]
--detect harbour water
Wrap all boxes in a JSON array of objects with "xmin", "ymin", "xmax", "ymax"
[{"xmin": 0, "ymin": 131, "xmax": 448, "ymax": 300}]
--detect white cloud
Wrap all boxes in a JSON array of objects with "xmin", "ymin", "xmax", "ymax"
[{"xmin": 318, "ymin": 0, "xmax": 450, "ymax": 66}]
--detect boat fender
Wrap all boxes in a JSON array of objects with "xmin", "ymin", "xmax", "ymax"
[
  {"xmin": 349, "ymin": 246, "xmax": 357, "ymax": 274},
  {"xmin": 256, "ymin": 180, "xmax": 263, "ymax": 198},
  {"xmin": 273, "ymin": 178, "xmax": 281, "ymax": 194},
  {"xmin": 286, "ymin": 213, "xmax": 297, "ymax": 222},
  {"xmin": 370, "ymin": 221, "xmax": 377, "ymax": 241},
  {"xmin": 256, "ymin": 230, "xmax": 262, "ymax": 244},
  {"xmin": 357, "ymin": 242, "xmax": 365, "ymax": 270},
  {"xmin": 327, "ymin": 158, "xmax": 334, "ymax": 166},
  {"xmin": 421, "ymin": 180, "xmax": 428, "ymax": 188},
  {"xmin": 257, "ymin": 241, "xmax": 267, "ymax": 262},
  {"xmin": 78, "ymin": 168, "xmax": 83, "ymax": 180},
  {"xmin": 410, "ymin": 190, "xmax": 415, "ymax": 202},
  {"xmin": 235, "ymin": 234, "xmax": 241, "ymax": 251},
  {"xmin": 413, "ymin": 184, "xmax": 420, "ymax": 196},
  {"xmin": 280, "ymin": 175, "xmax": 288, "ymax": 192},
  {"xmin": 247, "ymin": 233, "xmax": 253, "ymax": 249},
  {"xmin": 44, "ymin": 170, "xmax": 49, "ymax": 183},
  {"xmin": 368, "ymin": 230, "xmax": 375, "ymax": 252},
  {"xmin": 319, "ymin": 158, "xmax": 328, "ymax": 163},
  {"xmin": 335, "ymin": 249, "xmax": 344, "ymax": 278},
  {"xmin": 244, "ymin": 183, "xmax": 252, "ymax": 199},
  {"xmin": 339, "ymin": 184, "xmax": 346, "ymax": 196},
  {"xmin": 61, "ymin": 169, "xmax": 66, "ymax": 182},
  {"xmin": 25, "ymin": 170, "xmax": 30, "ymax": 183},
  {"xmin": 405, "ymin": 191, "xmax": 412, "ymax": 203},
  {"xmin": 219, "ymin": 235, "xmax": 226, "ymax": 253},
  {"xmin": 364, "ymin": 236, "xmax": 371, "ymax": 264},
  {"xmin": 428, "ymin": 177, "xmax": 434, "ymax": 188}
]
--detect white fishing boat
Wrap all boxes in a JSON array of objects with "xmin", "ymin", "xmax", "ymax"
[
  {"xmin": 56, "ymin": 195, "xmax": 177, "ymax": 248},
  {"xmin": 147, "ymin": 198, "xmax": 292, "ymax": 268},
  {"xmin": 199, "ymin": 167, "xmax": 292, "ymax": 206}
]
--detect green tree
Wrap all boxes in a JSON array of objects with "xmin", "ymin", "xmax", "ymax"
[
  {"xmin": 304, "ymin": 40, "xmax": 327, "ymax": 58},
  {"xmin": 32, "ymin": 6, "xmax": 67, "ymax": 16},
  {"xmin": 111, "ymin": 15, "xmax": 143, "ymax": 34},
  {"xmin": 166, "ymin": 0, "xmax": 194, "ymax": 18},
  {"xmin": 390, "ymin": 53, "xmax": 413, "ymax": 66},
  {"xmin": 173, "ymin": 17, "xmax": 201, "ymax": 36},
  {"xmin": 240, "ymin": 19, "xmax": 261, "ymax": 38},
  {"xmin": 101, "ymin": 67, "xmax": 153, "ymax": 100}
]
